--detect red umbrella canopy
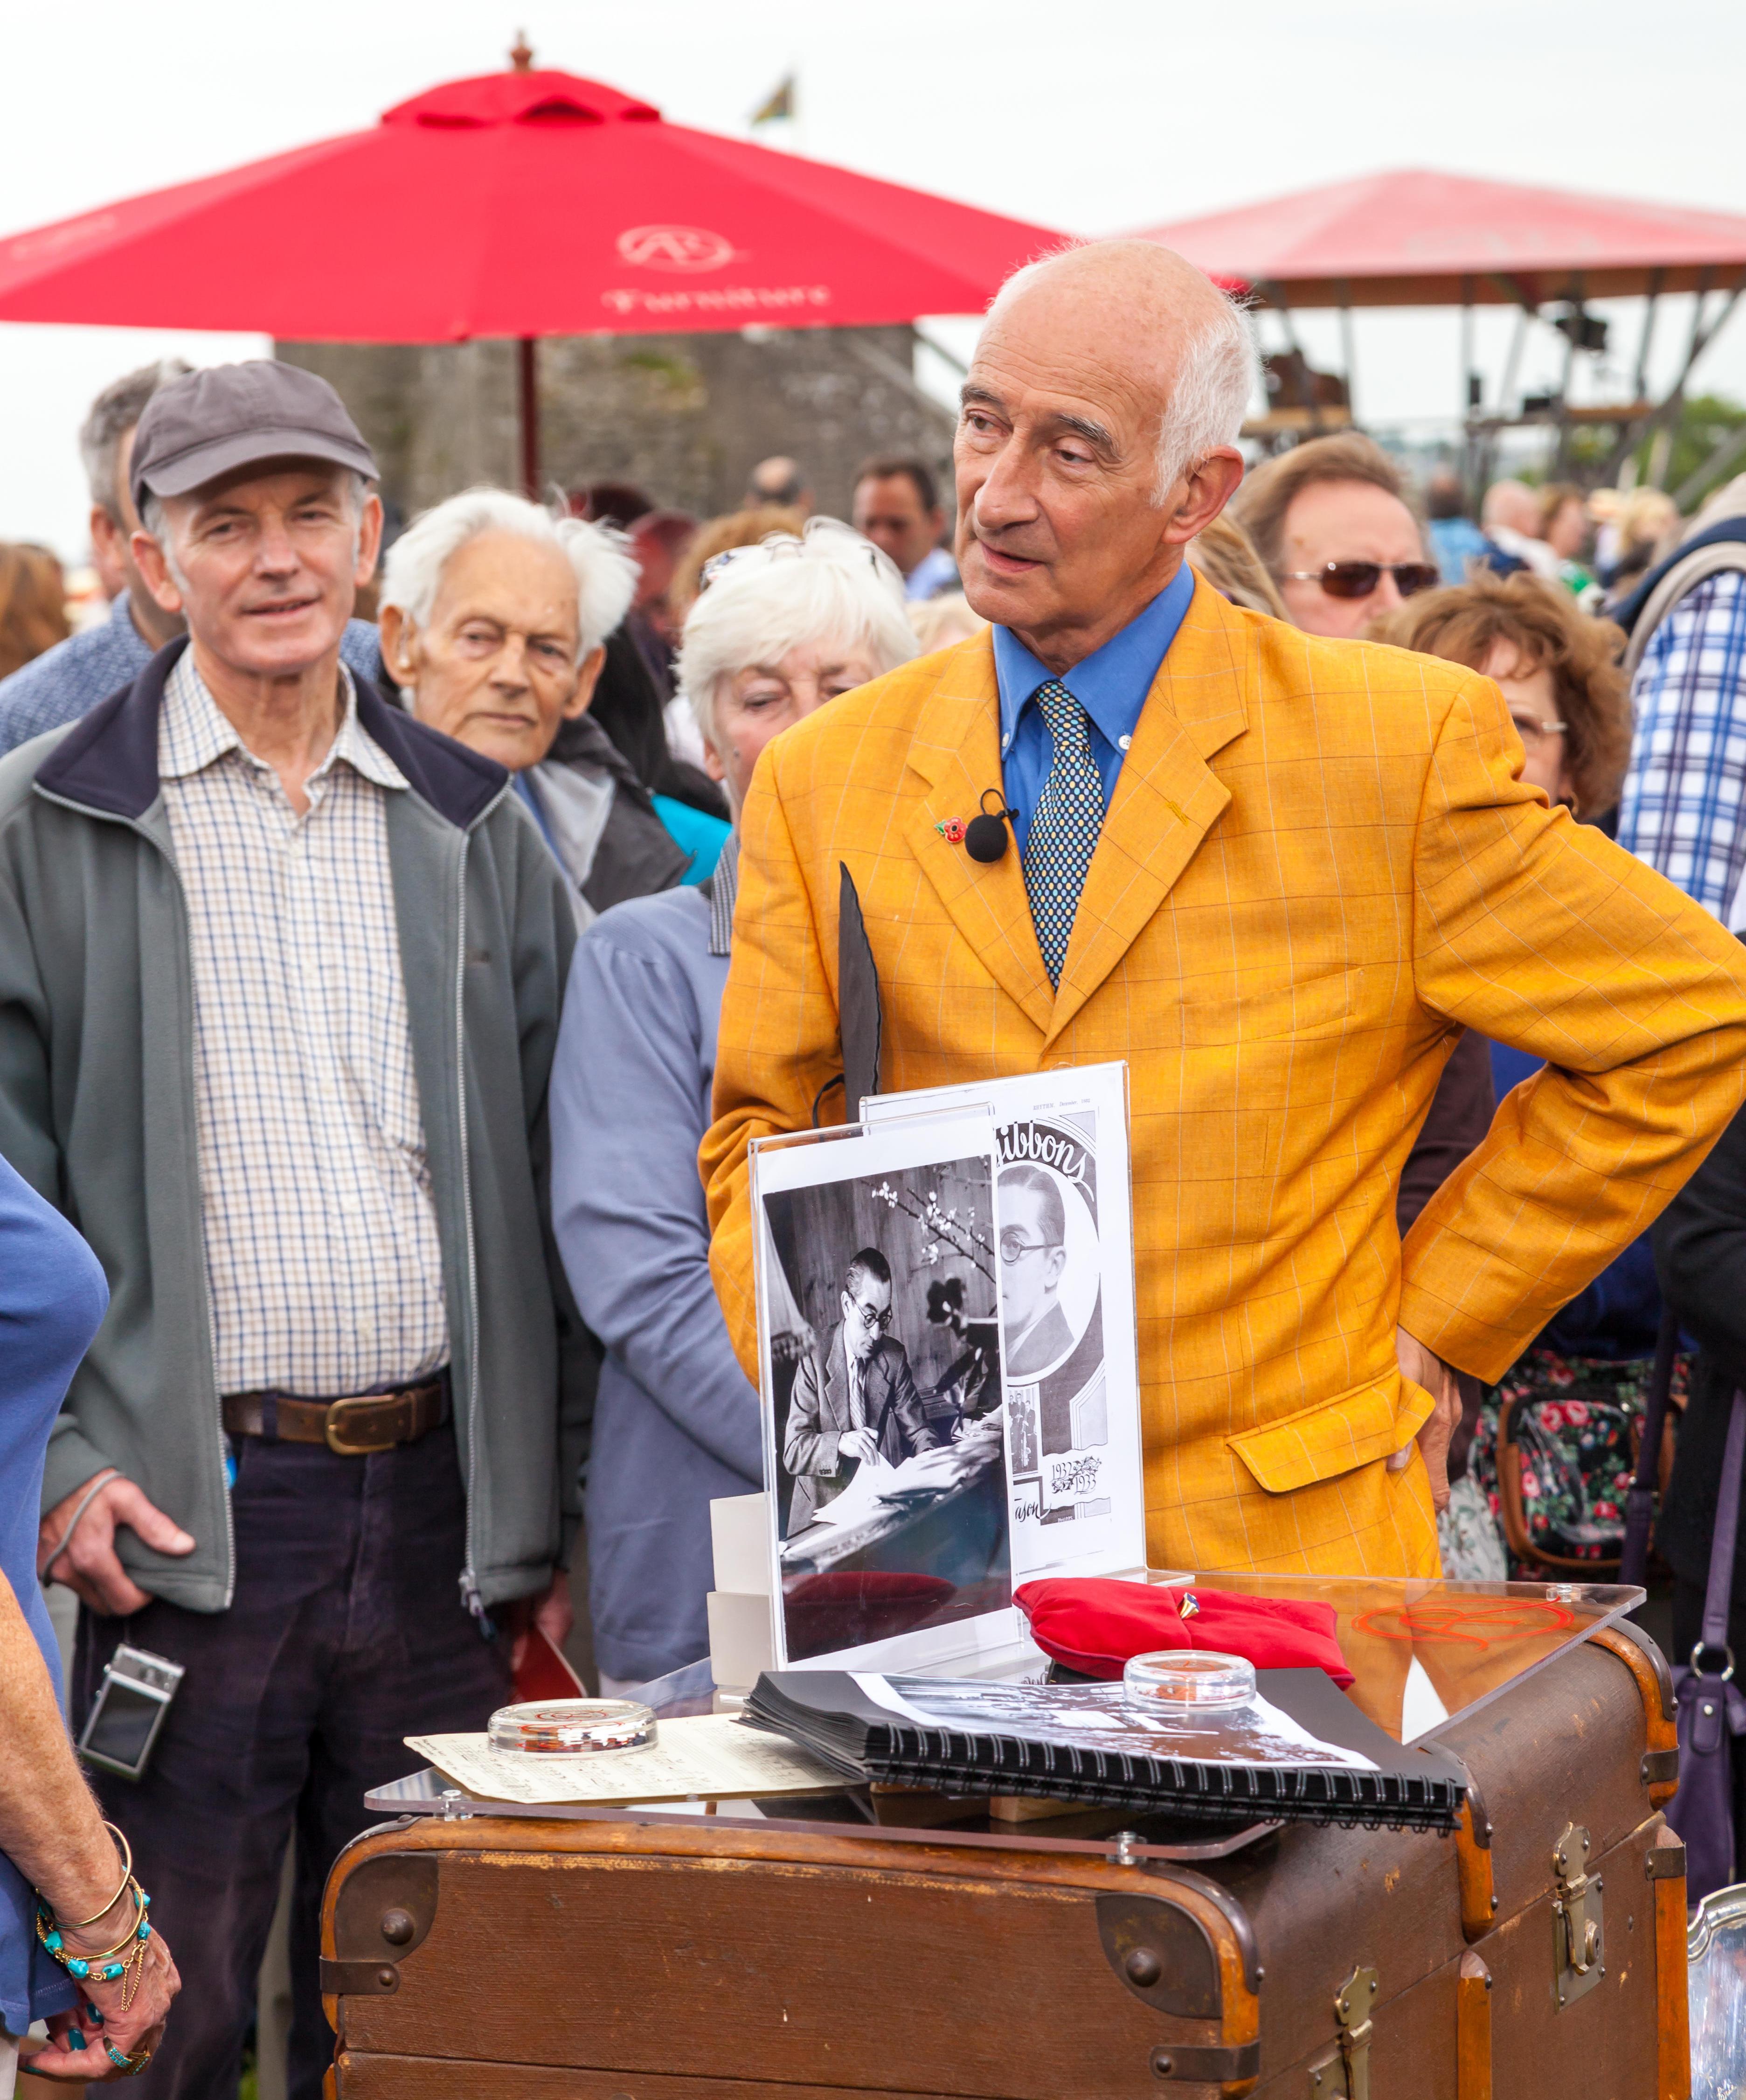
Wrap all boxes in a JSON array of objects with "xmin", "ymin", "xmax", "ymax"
[
  {"xmin": 1136, "ymin": 169, "xmax": 1746, "ymax": 308},
  {"xmin": 0, "ymin": 68, "xmax": 1062, "ymax": 340}
]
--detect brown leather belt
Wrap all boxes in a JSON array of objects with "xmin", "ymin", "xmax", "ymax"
[{"xmin": 221, "ymin": 1376, "xmax": 449, "ymax": 1457}]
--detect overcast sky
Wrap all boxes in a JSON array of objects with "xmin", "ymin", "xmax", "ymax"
[{"xmin": 2, "ymin": 0, "xmax": 1743, "ymax": 557}]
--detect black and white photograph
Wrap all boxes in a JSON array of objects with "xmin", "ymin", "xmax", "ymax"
[
  {"xmin": 864, "ymin": 1064, "xmax": 1146, "ymax": 1580},
  {"xmin": 753, "ymin": 1119, "xmax": 1011, "ymax": 1665}
]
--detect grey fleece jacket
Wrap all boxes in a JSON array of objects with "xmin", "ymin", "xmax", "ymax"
[{"xmin": 0, "ymin": 640, "xmax": 589, "ymax": 1615}]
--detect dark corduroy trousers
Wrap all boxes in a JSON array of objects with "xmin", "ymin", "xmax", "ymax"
[{"xmin": 74, "ymin": 1421, "xmax": 512, "ymax": 2100}]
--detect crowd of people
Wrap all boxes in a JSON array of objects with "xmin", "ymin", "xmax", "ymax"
[{"xmin": 4, "ymin": 234, "xmax": 1746, "ymax": 2092}]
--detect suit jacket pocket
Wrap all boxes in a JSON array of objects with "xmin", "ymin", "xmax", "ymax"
[{"xmin": 1227, "ymin": 1372, "xmax": 1433, "ymax": 1494}]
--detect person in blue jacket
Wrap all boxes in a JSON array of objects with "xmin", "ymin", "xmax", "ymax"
[{"xmin": 0, "ymin": 1154, "xmax": 179, "ymax": 2083}]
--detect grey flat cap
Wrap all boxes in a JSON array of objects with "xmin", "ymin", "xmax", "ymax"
[{"xmin": 130, "ymin": 360, "xmax": 377, "ymax": 515}]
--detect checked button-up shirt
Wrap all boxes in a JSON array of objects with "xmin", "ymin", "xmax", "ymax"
[
  {"xmin": 159, "ymin": 649, "xmax": 449, "ymax": 1399},
  {"xmin": 1617, "ymin": 567, "xmax": 1746, "ymax": 920}
]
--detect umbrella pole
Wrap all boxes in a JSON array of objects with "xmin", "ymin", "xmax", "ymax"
[{"xmin": 518, "ymin": 336, "xmax": 540, "ymax": 499}]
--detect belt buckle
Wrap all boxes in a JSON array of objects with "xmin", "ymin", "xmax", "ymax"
[{"xmin": 324, "ymin": 1396, "xmax": 401, "ymax": 1457}]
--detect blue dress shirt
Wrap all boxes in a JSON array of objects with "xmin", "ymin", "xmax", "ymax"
[{"xmin": 992, "ymin": 564, "xmax": 1196, "ymax": 857}]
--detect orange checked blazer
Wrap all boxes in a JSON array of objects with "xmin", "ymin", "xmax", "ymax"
[{"xmin": 702, "ymin": 577, "xmax": 1746, "ymax": 1578}]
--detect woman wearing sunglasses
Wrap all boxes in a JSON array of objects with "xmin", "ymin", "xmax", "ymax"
[{"xmin": 1230, "ymin": 431, "xmax": 1441, "ymax": 638}]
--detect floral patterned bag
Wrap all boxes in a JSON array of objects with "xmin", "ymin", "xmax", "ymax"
[{"xmin": 1482, "ymin": 1348, "xmax": 1685, "ymax": 1575}]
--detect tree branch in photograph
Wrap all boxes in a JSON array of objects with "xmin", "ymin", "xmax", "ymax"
[{"xmin": 868, "ymin": 1180, "xmax": 995, "ymax": 1285}]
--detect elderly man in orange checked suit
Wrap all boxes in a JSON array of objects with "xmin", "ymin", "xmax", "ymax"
[{"xmin": 703, "ymin": 239, "xmax": 1746, "ymax": 1580}]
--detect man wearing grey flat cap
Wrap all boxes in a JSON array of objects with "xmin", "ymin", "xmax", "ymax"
[{"xmin": 0, "ymin": 361, "xmax": 589, "ymax": 2098}]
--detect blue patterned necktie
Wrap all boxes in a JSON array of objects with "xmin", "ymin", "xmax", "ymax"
[{"xmin": 1022, "ymin": 679, "xmax": 1104, "ymax": 988}]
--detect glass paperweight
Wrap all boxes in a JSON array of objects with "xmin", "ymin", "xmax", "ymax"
[
  {"xmin": 1123, "ymin": 1649, "xmax": 1257, "ymax": 1713},
  {"xmin": 487, "ymin": 1697, "xmax": 657, "ymax": 1755}
]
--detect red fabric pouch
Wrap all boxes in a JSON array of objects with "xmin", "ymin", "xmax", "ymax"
[{"xmin": 1014, "ymin": 1577, "xmax": 1355, "ymax": 1688}]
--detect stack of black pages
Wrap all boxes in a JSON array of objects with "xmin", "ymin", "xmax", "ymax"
[{"xmin": 745, "ymin": 1669, "xmax": 1467, "ymax": 1830}]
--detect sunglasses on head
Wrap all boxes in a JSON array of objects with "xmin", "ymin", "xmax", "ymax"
[{"xmin": 1284, "ymin": 560, "xmax": 1441, "ymax": 601}]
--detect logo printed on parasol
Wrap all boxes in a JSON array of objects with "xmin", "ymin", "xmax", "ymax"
[{"xmin": 615, "ymin": 224, "xmax": 738, "ymax": 273}]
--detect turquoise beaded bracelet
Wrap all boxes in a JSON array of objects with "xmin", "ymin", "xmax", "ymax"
[{"xmin": 34, "ymin": 1883, "xmax": 152, "ymax": 1981}]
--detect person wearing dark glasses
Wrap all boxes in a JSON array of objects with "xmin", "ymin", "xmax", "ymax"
[{"xmin": 1230, "ymin": 432, "xmax": 1439, "ymax": 639}]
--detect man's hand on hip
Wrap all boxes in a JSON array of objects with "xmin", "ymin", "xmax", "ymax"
[
  {"xmin": 37, "ymin": 1474, "xmax": 195, "ymax": 1617},
  {"xmin": 1391, "ymin": 1327, "xmax": 1460, "ymax": 1515}
]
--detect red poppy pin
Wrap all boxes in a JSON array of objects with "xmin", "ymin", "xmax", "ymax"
[{"xmin": 936, "ymin": 789, "xmax": 1017, "ymax": 864}]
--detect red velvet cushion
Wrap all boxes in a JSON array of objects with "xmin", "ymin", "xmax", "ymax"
[{"xmin": 1014, "ymin": 1578, "xmax": 1354, "ymax": 1688}]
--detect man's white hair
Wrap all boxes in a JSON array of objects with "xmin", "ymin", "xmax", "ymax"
[
  {"xmin": 982, "ymin": 242, "xmax": 1257, "ymax": 501},
  {"xmin": 380, "ymin": 487, "xmax": 638, "ymax": 659},
  {"xmin": 676, "ymin": 518, "xmax": 917, "ymax": 753}
]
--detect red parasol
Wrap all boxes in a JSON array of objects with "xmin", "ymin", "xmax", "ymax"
[
  {"xmin": 0, "ymin": 57, "xmax": 1060, "ymax": 490},
  {"xmin": 1134, "ymin": 168, "xmax": 1746, "ymax": 309}
]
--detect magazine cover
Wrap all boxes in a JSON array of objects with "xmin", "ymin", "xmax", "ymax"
[
  {"xmin": 751, "ymin": 1115, "xmax": 1011, "ymax": 1668},
  {"xmin": 863, "ymin": 1063, "xmax": 1144, "ymax": 1585}
]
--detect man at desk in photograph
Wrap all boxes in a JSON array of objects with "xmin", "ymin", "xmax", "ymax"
[
  {"xmin": 784, "ymin": 1249, "xmax": 942, "ymax": 1531},
  {"xmin": 999, "ymin": 1163, "xmax": 1074, "ymax": 1378}
]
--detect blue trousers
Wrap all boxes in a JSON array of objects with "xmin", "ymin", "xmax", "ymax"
[{"xmin": 73, "ymin": 1421, "xmax": 513, "ymax": 2100}]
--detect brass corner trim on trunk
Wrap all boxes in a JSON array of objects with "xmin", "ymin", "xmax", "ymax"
[
  {"xmin": 1645, "ymin": 1833, "xmax": 1687, "ymax": 1879},
  {"xmin": 1095, "ymin": 1891, "xmax": 1222, "ymax": 2018}
]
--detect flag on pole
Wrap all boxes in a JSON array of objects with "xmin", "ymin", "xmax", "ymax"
[{"xmin": 750, "ymin": 74, "xmax": 796, "ymax": 125}]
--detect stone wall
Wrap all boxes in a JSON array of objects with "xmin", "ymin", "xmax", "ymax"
[{"xmin": 275, "ymin": 326, "xmax": 956, "ymax": 528}]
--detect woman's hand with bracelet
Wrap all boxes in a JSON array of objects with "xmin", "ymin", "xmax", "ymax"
[
  {"xmin": 29, "ymin": 1877, "xmax": 180, "ymax": 2081},
  {"xmin": 24, "ymin": 1822, "xmax": 179, "ymax": 2081}
]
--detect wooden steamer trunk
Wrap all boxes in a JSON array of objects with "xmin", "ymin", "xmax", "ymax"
[{"xmin": 321, "ymin": 1626, "xmax": 1689, "ymax": 2099}]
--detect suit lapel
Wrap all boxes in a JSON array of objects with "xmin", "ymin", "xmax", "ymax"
[
  {"xmin": 1044, "ymin": 578, "xmax": 1252, "ymax": 1045},
  {"xmin": 904, "ymin": 635, "xmax": 1055, "ymax": 1036}
]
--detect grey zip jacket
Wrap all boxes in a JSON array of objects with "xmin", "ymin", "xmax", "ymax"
[{"xmin": 0, "ymin": 640, "xmax": 588, "ymax": 1615}]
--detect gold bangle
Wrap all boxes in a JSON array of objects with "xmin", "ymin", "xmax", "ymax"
[
  {"xmin": 61, "ymin": 1881, "xmax": 147, "ymax": 1963},
  {"xmin": 52, "ymin": 1822, "xmax": 134, "ymax": 1931}
]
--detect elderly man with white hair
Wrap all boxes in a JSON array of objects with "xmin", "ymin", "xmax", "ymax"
[
  {"xmin": 701, "ymin": 239, "xmax": 1746, "ymax": 1604},
  {"xmin": 548, "ymin": 519, "xmax": 915, "ymax": 1693},
  {"xmin": 381, "ymin": 487, "xmax": 691, "ymax": 920}
]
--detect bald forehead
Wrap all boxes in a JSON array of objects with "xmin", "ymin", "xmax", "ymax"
[{"xmin": 974, "ymin": 241, "xmax": 1217, "ymax": 409}]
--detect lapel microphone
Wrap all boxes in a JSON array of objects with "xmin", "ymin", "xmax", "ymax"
[{"xmin": 965, "ymin": 788, "xmax": 1016, "ymax": 863}]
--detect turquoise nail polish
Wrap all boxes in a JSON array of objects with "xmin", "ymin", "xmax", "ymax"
[{"xmin": 67, "ymin": 2027, "xmax": 85, "ymax": 2050}]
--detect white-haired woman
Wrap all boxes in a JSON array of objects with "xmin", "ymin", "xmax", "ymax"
[
  {"xmin": 379, "ymin": 487, "xmax": 697, "ymax": 924},
  {"xmin": 548, "ymin": 521, "xmax": 915, "ymax": 1696}
]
